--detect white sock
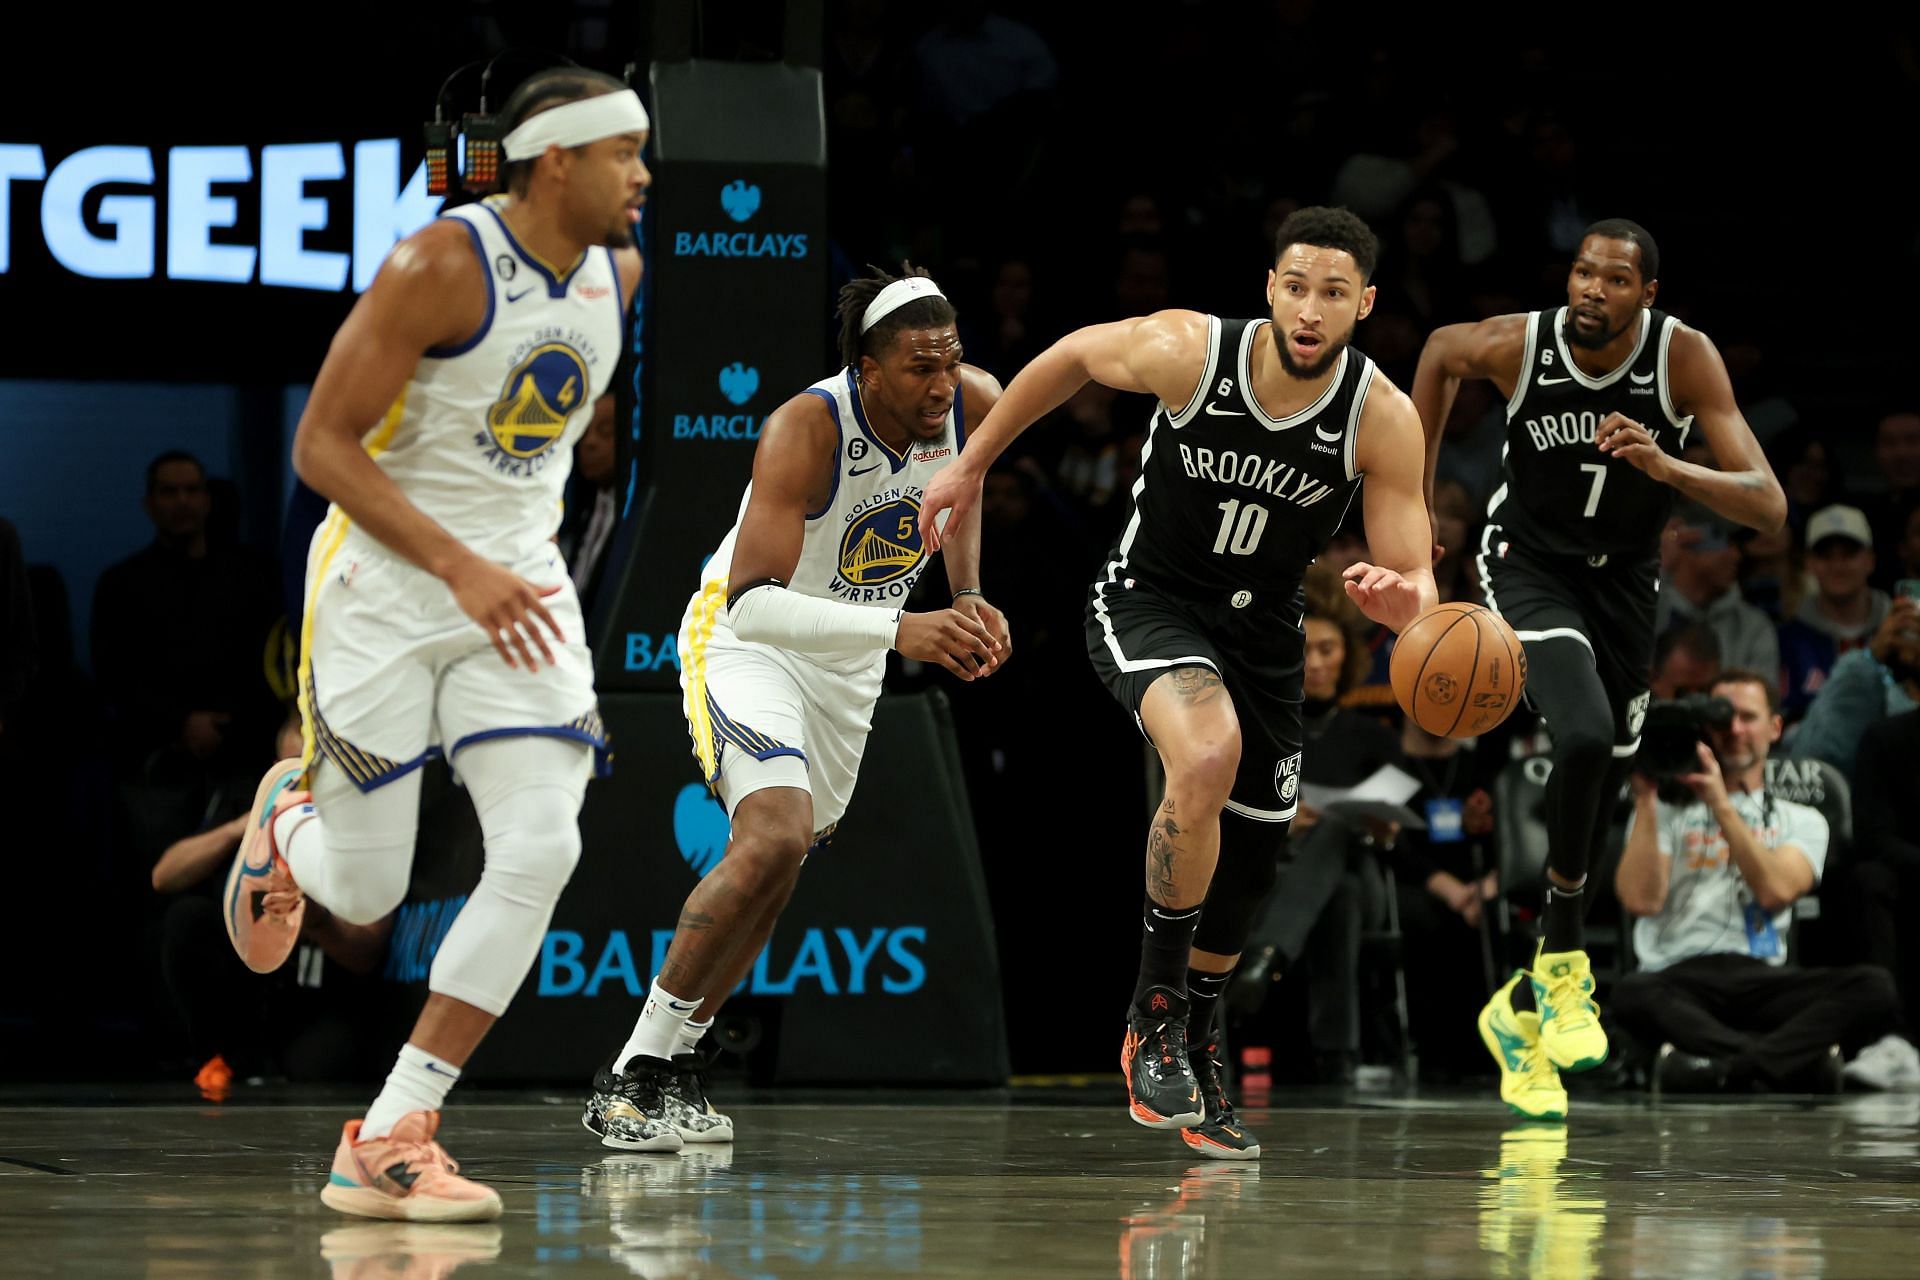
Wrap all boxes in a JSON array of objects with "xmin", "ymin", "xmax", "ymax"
[
  {"xmin": 618, "ymin": 980, "xmax": 700, "ymax": 1068},
  {"xmin": 674, "ymin": 1016, "xmax": 715, "ymax": 1060},
  {"xmin": 362, "ymin": 1043, "xmax": 460, "ymax": 1139},
  {"xmin": 275, "ymin": 799, "xmax": 319, "ymax": 868}
]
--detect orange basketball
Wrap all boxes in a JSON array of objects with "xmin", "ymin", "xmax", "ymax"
[{"xmin": 1389, "ymin": 602, "xmax": 1528, "ymax": 738}]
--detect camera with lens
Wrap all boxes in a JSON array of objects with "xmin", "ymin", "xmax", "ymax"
[{"xmin": 1638, "ymin": 693, "xmax": 1734, "ymax": 794}]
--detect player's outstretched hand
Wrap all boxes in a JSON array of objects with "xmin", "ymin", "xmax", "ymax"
[
  {"xmin": 919, "ymin": 462, "xmax": 983, "ymax": 553},
  {"xmin": 446, "ymin": 553, "xmax": 565, "ymax": 672},
  {"xmin": 1596, "ymin": 413, "xmax": 1671, "ymax": 482},
  {"xmin": 896, "ymin": 608, "xmax": 1000, "ymax": 682},
  {"xmin": 1342, "ymin": 562, "xmax": 1423, "ymax": 633}
]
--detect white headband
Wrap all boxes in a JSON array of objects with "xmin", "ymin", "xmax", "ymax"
[
  {"xmin": 860, "ymin": 277, "xmax": 947, "ymax": 332},
  {"xmin": 503, "ymin": 89, "xmax": 651, "ymax": 161}
]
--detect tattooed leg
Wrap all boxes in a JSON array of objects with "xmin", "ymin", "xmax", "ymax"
[
  {"xmin": 1138, "ymin": 665, "xmax": 1240, "ymax": 910},
  {"xmin": 655, "ymin": 785, "xmax": 813, "ymax": 1001}
]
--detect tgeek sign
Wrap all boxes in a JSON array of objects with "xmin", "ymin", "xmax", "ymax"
[{"xmin": 0, "ymin": 140, "xmax": 441, "ymax": 289}]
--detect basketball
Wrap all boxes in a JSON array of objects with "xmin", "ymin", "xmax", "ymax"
[{"xmin": 1390, "ymin": 602, "xmax": 1527, "ymax": 738}]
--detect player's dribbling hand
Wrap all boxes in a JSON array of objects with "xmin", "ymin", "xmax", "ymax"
[
  {"xmin": 445, "ymin": 553, "xmax": 565, "ymax": 672},
  {"xmin": 918, "ymin": 463, "xmax": 983, "ymax": 553},
  {"xmin": 1341, "ymin": 562, "xmax": 1422, "ymax": 632},
  {"xmin": 1596, "ymin": 413, "xmax": 1670, "ymax": 482},
  {"xmin": 895, "ymin": 608, "xmax": 1000, "ymax": 681},
  {"xmin": 953, "ymin": 595, "xmax": 1013, "ymax": 675}
]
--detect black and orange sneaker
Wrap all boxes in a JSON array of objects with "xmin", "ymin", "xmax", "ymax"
[
  {"xmin": 1180, "ymin": 1038, "xmax": 1260, "ymax": 1160},
  {"xmin": 1120, "ymin": 986, "xmax": 1204, "ymax": 1129}
]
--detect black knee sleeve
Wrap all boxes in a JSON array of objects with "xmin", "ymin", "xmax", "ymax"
[{"xmin": 1193, "ymin": 808, "xmax": 1284, "ymax": 957}]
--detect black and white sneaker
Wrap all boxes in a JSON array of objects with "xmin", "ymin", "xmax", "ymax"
[
  {"xmin": 583, "ymin": 1055, "xmax": 684, "ymax": 1152},
  {"xmin": 1181, "ymin": 1039, "xmax": 1260, "ymax": 1160},
  {"xmin": 1121, "ymin": 986, "xmax": 1204, "ymax": 1129},
  {"xmin": 664, "ymin": 1051, "xmax": 735, "ymax": 1144}
]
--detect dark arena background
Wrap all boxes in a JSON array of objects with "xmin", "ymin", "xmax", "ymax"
[{"xmin": 3, "ymin": 3, "xmax": 1919, "ymax": 1275}]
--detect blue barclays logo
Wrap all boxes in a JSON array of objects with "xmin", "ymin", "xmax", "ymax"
[
  {"xmin": 623, "ymin": 631, "xmax": 682, "ymax": 672},
  {"xmin": 671, "ymin": 230, "xmax": 808, "ymax": 258},
  {"xmin": 538, "ymin": 925, "xmax": 928, "ymax": 998},
  {"xmin": 672, "ymin": 412, "xmax": 763, "ymax": 441},
  {"xmin": 674, "ymin": 180, "xmax": 806, "ymax": 258},
  {"xmin": 721, "ymin": 179, "xmax": 761, "ymax": 222},
  {"xmin": 718, "ymin": 361, "xmax": 760, "ymax": 406},
  {"xmin": 381, "ymin": 894, "xmax": 469, "ymax": 983},
  {"xmin": 673, "ymin": 783, "xmax": 729, "ymax": 876}
]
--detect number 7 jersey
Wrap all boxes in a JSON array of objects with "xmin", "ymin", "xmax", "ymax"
[
  {"xmin": 1488, "ymin": 306, "xmax": 1692, "ymax": 559},
  {"xmin": 1105, "ymin": 315, "xmax": 1372, "ymax": 612}
]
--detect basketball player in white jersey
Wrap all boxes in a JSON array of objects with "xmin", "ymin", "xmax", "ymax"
[
  {"xmin": 219, "ymin": 69, "xmax": 650, "ymax": 1221},
  {"xmin": 581, "ymin": 265, "xmax": 1009, "ymax": 1147}
]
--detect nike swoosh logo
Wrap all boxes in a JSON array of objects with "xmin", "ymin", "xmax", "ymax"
[
  {"xmin": 1315, "ymin": 425, "xmax": 1343, "ymax": 443},
  {"xmin": 506, "ymin": 287, "xmax": 536, "ymax": 303},
  {"xmin": 849, "ymin": 463, "xmax": 882, "ymax": 477},
  {"xmin": 1537, "ymin": 375, "xmax": 1572, "ymax": 386},
  {"xmin": 1630, "ymin": 371, "xmax": 1655, "ymax": 384},
  {"xmin": 1204, "ymin": 402, "xmax": 1245, "ymax": 416},
  {"xmin": 1492, "ymin": 1024, "xmax": 1529, "ymax": 1072}
]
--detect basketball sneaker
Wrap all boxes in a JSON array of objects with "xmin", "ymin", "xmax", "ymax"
[
  {"xmin": 320, "ymin": 1111, "xmax": 502, "ymax": 1222},
  {"xmin": 1530, "ymin": 947, "xmax": 1609, "ymax": 1072},
  {"xmin": 582, "ymin": 1055, "xmax": 685, "ymax": 1152},
  {"xmin": 222, "ymin": 757, "xmax": 310, "ymax": 973},
  {"xmin": 1180, "ymin": 1037, "xmax": 1260, "ymax": 1160},
  {"xmin": 1121, "ymin": 986, "xmax": 1204, "ymax": 1129},
  {"xmin": 664, "ymin": 1050, "xmax": 734, "ymax": 1143},
  {"xmin": 1478, "ymin": 970, "xmax": 1568, "ymax": 1121}
]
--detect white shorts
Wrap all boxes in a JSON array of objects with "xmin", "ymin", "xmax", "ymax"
[
  {"xmin": 678, "ymin": 589, "xmax": 877, "ymax": 834},
  {"xmin": 299, "ymin": 516, "xmax": 606, "ymax": 791}
]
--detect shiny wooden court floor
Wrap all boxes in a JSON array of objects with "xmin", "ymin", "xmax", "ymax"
[{"xmin": 3, "ymin": 1087, "xmax": 1918, "ymax": 1277}]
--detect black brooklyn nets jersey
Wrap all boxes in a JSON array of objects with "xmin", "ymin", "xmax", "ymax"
[
  {"xmin": 1101, "ymin": 316, "xmax": 1372, "ymax": 611},
  {"xmin": 1489, "ymin": 306, "xmax": 1692, "ymax": 559}
]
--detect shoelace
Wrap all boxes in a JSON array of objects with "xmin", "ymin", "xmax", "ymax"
[
  {"xmin": 1515, "ymin": 1039, "xmax": 1561, "ymax": 1092},
  {"xmin": 1192, "ymin": 1047, "xmax": 1234, "ymax": 1123},
  {"xmin": 1137, "ymin": 1021, "xmax": 1188, "ymax": 1083},
  {"xmin": 1530, "ymin": 966, "xmax": 1600, "ymax": 1032},
  {"xmin": 672, "ymin": 1061, "xmax": 712, "ymax": 1112},
  {"xmin": 615, "ymin": 1064, "xmax": 671, "ymax": 1113}
]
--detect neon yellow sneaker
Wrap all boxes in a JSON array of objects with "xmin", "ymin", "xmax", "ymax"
[
  {"xmin": 1478, "ymin": 971, "xmax": 1568, "ymax": 1121},
  {"xmin": 1531, "ymin": 947, "xmax": 1609, "ymax": 1072}
]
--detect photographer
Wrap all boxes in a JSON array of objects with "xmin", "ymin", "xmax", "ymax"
[{"xmin": 1611, "ymin": 670, "xmax": 1904, "ymax": 1092}]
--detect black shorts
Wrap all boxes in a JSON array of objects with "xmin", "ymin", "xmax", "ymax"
[
  {"xmin": 1479, "ymin": 533, "xmax": 1658, "ymax": 749},
  {"xmin": 1085, "ymin": 577, "xmax": 1304, "ymax": 823}
]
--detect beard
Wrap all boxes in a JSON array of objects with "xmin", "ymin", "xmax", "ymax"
[
  {"xmin": 602, "ymin": 219, "xmax": 636, "ymax": 251},
  {"xmin": 1273, "ymin": 324, "xmax": 1351, "ymax": 379},
  {"xmin": 1566, "ymin": 310, "xmax": 1632, "ymax": 350}
]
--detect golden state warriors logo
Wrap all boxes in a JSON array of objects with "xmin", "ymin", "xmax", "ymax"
[
  {"xmin": 487, "ymin": 343, "xmax": 590, "ymax": 458},
  {"xmin": 835, "ymin": 496, "xmax": 926, "ymax": 598}
]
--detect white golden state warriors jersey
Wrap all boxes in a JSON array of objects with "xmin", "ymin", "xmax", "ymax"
[
  {"xmin": 684, "ymin": 367, "xmax": 966, "ymax": 685},
  {"xmin": 339, "ymin": 196, "xmax": 625, "ymax": 565}
]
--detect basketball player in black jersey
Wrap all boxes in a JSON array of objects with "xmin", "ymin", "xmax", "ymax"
[
  {"xmin": 1414, "ymin": 220, "xmax": 1785, "ymax": 1119},
  {"xmin": 921, "ymin": 208, "xmax": 1437, "ymax": 1159}
]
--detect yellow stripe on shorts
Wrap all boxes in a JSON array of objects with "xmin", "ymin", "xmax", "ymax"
[
  {"xmin": 680, "ymin": 579, "xmax": 730, "ymax": 783},
  {"xmin": 294, "ymin": 390, "xmax": 408, "ymax": 781}
]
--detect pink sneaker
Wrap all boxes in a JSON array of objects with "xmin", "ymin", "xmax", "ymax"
[
  {"xmin": 222, "ymin": 758, "xmax": 310, "ymax": 973},
  {"xmin": 320, "ymin": 1112, "xmax": 503, "ymax": 1223}
]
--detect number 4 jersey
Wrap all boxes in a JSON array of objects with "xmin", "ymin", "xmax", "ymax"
[
  {"xmin": 1487, "ymin": 306, "xmax": 1692, "ymax": 559},
  {"xmin": 1102, "ymin": 315, "xmax": 1372, "ymax": 614}
]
